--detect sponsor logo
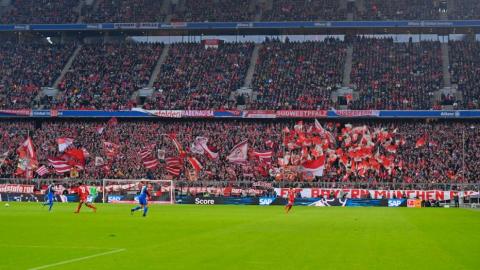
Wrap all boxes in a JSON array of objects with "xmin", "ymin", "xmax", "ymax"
[
  {"xmin": 259, "ymin": 197, "xmax": 274, "ymax": 205},
  {"xmin": 195, "ymin": 198, "xmax": 215, "ymax": 205},
  {"xmin": 107, "ymin": 195, "xmax": 123, "ymax": 202},
  {"xmin": 388, "ymin": 199, "xmax": 403, "ymax": 207}
]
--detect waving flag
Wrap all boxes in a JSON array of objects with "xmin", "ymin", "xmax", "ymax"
[
  {"xmin": 48, "ymin": 157, "xmax": 72, "ymax": 174},
  {"xmin": 227, "ymin": 140, "xmax": 248, "ymax": 163},
  {"xmin": 191, "ymin": 137, "xmax": 218, "ymax": 159},
  {"xmin": 16, "ymin": 137, "xmax": 38, "ymax": 179},
  {"xmin": 143, "ymin": 157, "xmax": 159, "ymax": 170},
  {"xmin": 167, "ymin": 133, "xmax": 186, "ymax": 157},
  {"xmin": 36, "ymin": 165, "xmax": 49, "ymax": 176},
  {"xmin": 64, "ymin": 148, "xmax": 86, "ymax": 170},
  {"xmin": 139, "ymin": 145, "xmax": 159, "ymax": 170},
  {"xmin": 56, "ymin": 138, "xmax": 74, "ymax": 152},
  {"xmin": 301, "ymin": 155, "xmax": 326, "ymax": 176},
  {"xmin": 187, "ymin": 156, "xmax": 203, "ymax": 172}
]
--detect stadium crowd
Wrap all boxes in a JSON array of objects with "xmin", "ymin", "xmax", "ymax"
[
  {"xmin": 1, "ymin": 0, "xmax": 474, "ymax": 23},
  {"xmin": 261, "ymin": 0, "xmax": 344, "ymax": 21},
  {"xmin": 55, "ymin": 43, "xmax": 163, "ymax": 110},
  {"xmin": 0, "ymin": 43, "xmax": 75, "ymax": 109},
  {"xmin": 171, "ymin": 0, "xmax": 256, "ymax": 22},
  {"xmin": 146, "ymin": 42, "xmax": 253, "ymax": 110},
  {"xmin": 356, "ymin": 0, "xmax": 442, "ymax": 20},
  {"xmin": 0, "ymin": 120, "xmax": 478, "ymax": 189},
  {"xmin": 449, "ymin": 41, "xmax": 480, "ymax": 109},
  {"xmin": 349, "ymin": 37, "xmax": 443, "ymax": 110},
  {"xmin": 251, "ymin": 38, "xmax": 345, "ymax": 110},
  {"xmin": 83, "ymin": 0, "xmax": 167, "ymax": 23}
]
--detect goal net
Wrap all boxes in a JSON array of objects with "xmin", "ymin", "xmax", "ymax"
[{"xmin": 102, "ymin": 179, "xmax": 175, "ymax": 204}]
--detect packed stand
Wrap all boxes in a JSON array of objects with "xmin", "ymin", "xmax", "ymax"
[
  {"xmin": 261, "ymin": 0, "xmax": 345, "ymax": 21},
  {"xmin": 356, "ymin": 0, "xmax": 441, "ymax": 20},
  {"xmin": 0, "ymin": 43, "xmax": 75, "ymax": 109},
  {"xmin": 349, "ymin": 37, "xmax": 442, "ymax": 110},
  {"xmin": 251, "ymin": 38, "xmax": 345, "ymax": 110},
  {"xmin": 171, "ymin": 0, "xmax": 256, "ymax": 22},
  {"xmin": 448, "ymin": 0, "xmax": 480, "ymax": 20},
  {"xmin": 146, "ymin": 42, "xmax": 253, "ymax": 110},
  {"xmin": 1, "ymin": 119, "xmax": 479, "ymax": 189},
  {"xmin": 1, "ymin": 0, "xmax": 79, "ymax": 24},
  {"xmin": 449, "ymin": 41, "xmax": 480, "ymax": 109},
  {"xmin": 55, "ymin": 43, "xmax": 163, "ymax": 110},
  {"xmin": 83, "ymin": 0, "xmax": 167, "ymax": 23}
]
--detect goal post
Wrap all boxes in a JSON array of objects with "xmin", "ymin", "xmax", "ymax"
[{"xmin": 102, "ymin": 179, "xmax": 175, "ymax": 204}]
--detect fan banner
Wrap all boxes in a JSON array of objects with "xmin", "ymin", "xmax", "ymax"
[
  {"xmin": 0, "ymin": 184, "xmax": 35, "ymax": 193},
  {"xmin": 274, "ymin": 188, "xmax": 475, "ymax": 201}
]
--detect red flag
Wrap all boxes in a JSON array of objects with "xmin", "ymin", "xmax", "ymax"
[
  {"xmin": 301, "ymin": 155, "xmax": 326, "ymax": 176},
  {"xmin": 415, "ymin": 136, "xmax": 426, "ymax": 148},
  {"xmin": 36, "ymin": 165, "xmax": 49, "ymax": 176},
  {"xmin": 65, "ymin": 148, "xmax": 86, "ymax": 169},
  {"xmin": 166, "ymin": 166, "xmax": 180, "ymax": 176},
  {"xmin": 143, "ymin": 157, "xmax": 159, "ymax": 170},
  {"xmin": 168, "ymin": 133, "xmax": 186, "ymax": 157},
  {"xmin": 187, "ymin": 157, "xmax": 203, "ymax": 172},
  {"xmin": 48, "ymin": 157, "xmax": 72, "ymax": 174}
]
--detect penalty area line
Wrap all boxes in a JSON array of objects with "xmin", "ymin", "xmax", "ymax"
[{"xmin": 27, "ymin": 248, "xmax": 126, "ymax": 270}]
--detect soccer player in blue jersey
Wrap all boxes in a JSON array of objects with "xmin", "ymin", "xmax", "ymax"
[
  {"xmin": 42, "ymin": 182, "xmax": 55, "ymax": 211},
  {"xmin": 131, "ymin": 182, "xmax": 150, "ymax": 217}
]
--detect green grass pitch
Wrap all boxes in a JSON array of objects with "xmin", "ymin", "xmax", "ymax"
[{"xmin": 0, "ymin": 203, "xmax": 479, "ymax": 270}]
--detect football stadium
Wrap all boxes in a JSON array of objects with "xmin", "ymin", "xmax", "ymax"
[{"xmin": 1, "ymin": 0, "xmax": 480, "ymax": 269}]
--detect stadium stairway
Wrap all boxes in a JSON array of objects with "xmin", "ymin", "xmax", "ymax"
[
  {"xmin": 52, "ymin": 44, "xmax": 82, "ymax": 89},
  {"xmin": 441, "ymin": 42, "xmax": 452, "ymax": 87},
  {"xmin": 244, "ymin": 43, "xmax": 262, "ymax": 88},
  {"xmin": 343, "ymin": 45, "xmax": 353, "ymax": 86},
  {"xmin": 148, "ymin": 44, "xmax": 170, "ymax": 88}
]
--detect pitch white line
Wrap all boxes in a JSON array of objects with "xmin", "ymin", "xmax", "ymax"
[{"xmin": 27, "ymin": 248, "xmax": 126, "ymax": 270}]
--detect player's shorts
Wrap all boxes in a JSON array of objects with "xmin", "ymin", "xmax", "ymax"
[
  {"xmin": 287, "ymin": 201, "xmax": 294, "ymax": 206},
  {"xmin": 138, "ymin": 197, "xmax": 147, "ymax": 206}
]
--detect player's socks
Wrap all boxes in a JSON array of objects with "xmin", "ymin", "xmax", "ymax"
[
  {"xmin": 76, "ymin": 203, "xmax": 83, "ymax": 213},
  {"xmin": 48, "ymin": 202, "xmax": 53, "ymax": 211},
  {"xmin": 143, "ymin": 207, "xmax": 148, "ymax": 217},
  {"xmin": 131, "ymin": 206, "xmax": 142, "ymax": 212}
]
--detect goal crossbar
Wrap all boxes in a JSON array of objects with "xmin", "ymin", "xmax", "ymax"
[{"xmin": 102, "ymin": 179, "xmax": 175, "ymax": 204}]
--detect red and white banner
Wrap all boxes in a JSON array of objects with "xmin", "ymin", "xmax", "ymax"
[
  {"xmin": 0, "ymin": 184, "xmax": 34, "ymax": 193},
  {"xmin": 275, "ymin": 188, "xmax": 475, "ymax": 200},
  {"xmin": 227, "ymin": 140, "xmax": 248, "ymax": 163}
]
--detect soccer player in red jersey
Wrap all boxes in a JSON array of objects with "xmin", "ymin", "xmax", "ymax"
[
  {"xmin": 74, "ymin": 182, "xmax": 97, "ymax": 213},
  {"xmin": 285, "ymin": 188, "xmax": 296, "ymax": 214}
]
